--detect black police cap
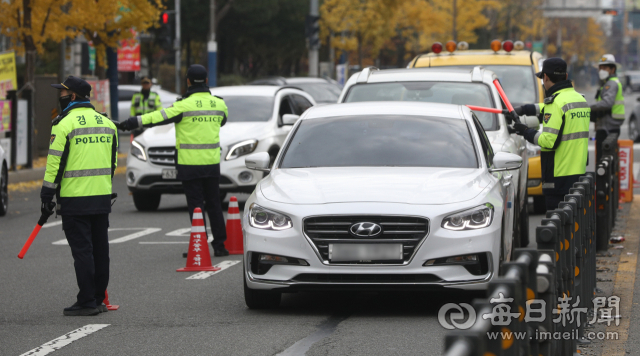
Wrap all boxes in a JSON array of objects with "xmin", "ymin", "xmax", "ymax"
[
  {"xmin": 51, "ymin": 76, "xmax": 91, "ymax": 99},
  {"xmin": 536, "ymin": 57, "xmax": 567, "ymax": 79},
  {"xmin": 187, "ymin": 64, "xmax": 208, "ymax": 84}
]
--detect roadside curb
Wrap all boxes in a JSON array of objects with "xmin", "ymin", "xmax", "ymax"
[
  {"xmin": 602, "ymin": 195, "xmax": 640, "ymax": 355},
  {"xmin": 8, "ymin": 156, "xmax": 127, "ymax": 184}
]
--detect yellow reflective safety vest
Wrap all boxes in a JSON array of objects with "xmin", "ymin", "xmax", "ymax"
[
  {"xmin": 136, "ymin": 86, "xmax": 227, "ymax": 180},
  {"xmin": 130, "ymin": 91, "xmax": 161, "ymax": 116},
  {"xmin": 596, "ymin": 76, "xmax": 625, "ymax": 120},
  {"xmin": 41, "ymin": 103, "xmax": 118, "ymax": 215},
  {"xmin": 534, "ymin": 83, "xmax": 590, "ymax": 194}
]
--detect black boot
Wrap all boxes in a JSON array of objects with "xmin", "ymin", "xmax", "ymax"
[{"xmin": 63, "ymin": 304, "xmax": 99, "ymax": 316}]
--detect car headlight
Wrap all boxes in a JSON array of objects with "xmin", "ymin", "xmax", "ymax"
[
  {"xmin": 526, "ymin": 141, "xmax": 540, "ymax": 157},
  {"xmin": 226, "ymin": 139, "xmax": 258, "ymax": 160},
  {"xmin": 441, "ymin": 204, "xmax": 494, "ymax": 231},
  {"xmin": 249, "ymin": 203, "xmax": 293, "ymax": 230},
  {"xmin": 131, "ymin": 140, "xmax": 147, "ymax": 161}
]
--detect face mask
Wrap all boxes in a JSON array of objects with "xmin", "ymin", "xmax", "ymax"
[
  {"xmin": 58, "ymin": 94, "xmax": 72, "ymax": 111},
  {"xmin": 599, "ymin": 70, "xmax": 610, "ymax": 80}
]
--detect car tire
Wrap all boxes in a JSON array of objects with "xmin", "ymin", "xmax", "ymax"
[
  {"xmin": 133, "ymin": 192, "xmax": 161, "ymax": 211},
  {"xmin": 629, "ymin": 115, "xmax": 640, "ymax": 143},
  {"xmin": 532, "ymin": 195, "xmax": 546, "ymax": 214},
  {"xmin": 519, "ymin": 194, "xmax": 530, "ymax": 247},
  {"xmin": 0, "ymin": 164, "xmax": 8, "ymax": 216},
  {"xmin": 244, "ymin": 270, "xmax": 281, "ymax": 309}
]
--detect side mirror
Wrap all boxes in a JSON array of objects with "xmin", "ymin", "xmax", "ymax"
[
  {"xmin": 489, "ymin": 152, "xmax": 523, "ymax": 173},
  {"xmin": 523, "ymin": 115, "xmax": 540, "ymax": 129},
  {"xmin": 245, "ymin": 152, "xmax": 271, "ymax": 172},
  {"xmin": 282, "ymin": 114, "xmax": 300, "ymax": 125}
]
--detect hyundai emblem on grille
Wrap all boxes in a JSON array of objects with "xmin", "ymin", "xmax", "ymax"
[{"xmin": 349, "ymin": 222, "xmax": 382, "ymax": 237}]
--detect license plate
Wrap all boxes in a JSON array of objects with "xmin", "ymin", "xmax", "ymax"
[
  {"xmin": 329, "ymin": 244, "xmax": 402, "ymax": 262},
  {"xmin": 162, "ymin": 169, "xmax": 178, "ymax": 179}
]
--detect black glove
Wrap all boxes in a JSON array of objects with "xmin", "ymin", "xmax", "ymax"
[
  {"xmin": 514, "ymin": 106, "xmax": 524, "ymax": 116},
  {"xmin": 513, "ymin": 123, "xmax": 529, "ymax": 136},
  {"xmin": 115, "ymin": 118, "xmax": 136, "ymax": 132},
  {"xmin": 41, "ymin": 201, "xmax": 56, "ymax": 217}
]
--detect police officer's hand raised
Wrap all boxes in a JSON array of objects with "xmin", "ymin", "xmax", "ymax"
[{"xmin": 113, "ymin": 119, "xmax": 135, "ymax": 132}]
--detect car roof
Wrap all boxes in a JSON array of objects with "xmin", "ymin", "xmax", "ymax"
[
  {"xmin": 359, "ymin": 67, "xmax": 497, "ymax": 84},
  {"xmin": 302, "ymin": 102, "xmax": 468, "ymax": 121},
  {"xmin": 285, "ymin": 77, "xmax": 333, "ymax": 84},
  {"xmin": 210, "ymin": 85, "xmax": 288, "ymax": 97},
  {"xmin": 412, "ymin": 50, "xmax": 538, "ymax": 67}
]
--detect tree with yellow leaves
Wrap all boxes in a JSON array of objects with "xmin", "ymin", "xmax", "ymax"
[
  {"xmin": 320, "ymin": 0, "xmax": 407, "ymax": 67},
  {"xmin": 0, "ymin": 0, "xmax": 162, "ymax": 89}
]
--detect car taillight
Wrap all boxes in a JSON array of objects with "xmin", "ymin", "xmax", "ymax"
[
  {"xmin": 490, "ymin": 39, "xmax": 501, "ymax": 52},
  {"xmin": 432, "ymin": 42, "xmax": 443, "ymax": 54},
  {"xmin": 502, "ymin": 40, "xmax": 514, "ymax": 52},
  {"xmin": 445, "ymin": 40, "xmax": 457, "ymax": 53}
]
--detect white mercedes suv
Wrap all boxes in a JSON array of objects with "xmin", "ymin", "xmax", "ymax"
[
  {"xmin": 241, "ymin": 102, "xmax": 522, "ymax": 308},
  {"xmin": 125, "ymin": 86, "xmax": 316, "ymax": 210}
]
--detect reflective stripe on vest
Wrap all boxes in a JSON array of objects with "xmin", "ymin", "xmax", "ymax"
[
  {"xmin": 64, "ymin": 168, "xmax": 112, "ymax": 178},
  {"xmin": 180, "ymin": 143, "xmax": 221, "ymax": 149},
  {"xmin": 183, "ymin": 110, "xmax": 226, "ymax": 117},
  {"xmin": 68, "ymin": 127, "xmax": 116, "ymax": 139}
]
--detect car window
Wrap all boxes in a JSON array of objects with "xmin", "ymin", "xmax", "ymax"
[
  {"xmin": 472, "ymin": 113, "xmax": 494, "ymax": 167},
  {"xmin": 293, "ymin": 83, "xmax": 341, "ymax": 103},
  {"xmin": 119, "ymin": 90, "xmax": 137, "ymax": 102},
  {"xmin": 224, "ymin": 96, "xmax": 274, "ymax": 122},
  {"xmin": 440, "ymin": 65, "xmax": 537, "ymax": 106},
  {"xmin": 291, "ymin": 94, "xmax": 313, "ymax": 114},
  {"xmin": 344, "ymin": 82, "xmax": 498, "ymax": 131},
  {"xmin": 278, "ymin": 95, "xmax": 295, "ymax": 120},
  {"xmin": 280, "ymin": 115, "xmax": 478, "ymax": 168}
]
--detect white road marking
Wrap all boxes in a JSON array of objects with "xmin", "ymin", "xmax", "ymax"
[
  {"xmin": 186, "ymin": 260, "xmax": 241, "ymax": 280},
  {"xmin": 42, "ymin": 221, "xmax": 62, "ymax": 228},
  {"xmin": 19, "ymin": 324, "xmax": 109, "ymax": 356},
  {"xmin": 52, "ymin": 228, "xmax": 162, "ymax": 245},
  {"xmin": 139, "ymin": 241, "xmax": 189, "ymax": 244},
  {"xmin": 165, "ymin": 227, "xmax": 213, "ymax": 242}
]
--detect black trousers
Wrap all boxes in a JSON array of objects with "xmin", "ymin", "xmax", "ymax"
[
  {"xmin": 182, "ymin": 177, "xmax": 227, "ymax": 250},
  {"xmin": 595, "ymin": 129, "xmax": 620, "ymax": 162},
  {"xmin": 62, "ymin": 214, "xmax": 110, "ymax": 308},
  {"xmin": 544, "ymin": 193, "xmax": 566, "ymax": 211}
]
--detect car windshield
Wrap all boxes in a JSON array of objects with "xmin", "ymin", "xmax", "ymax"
[
  {"xmin": 344, "ymin": 82, "xmax": 498, "ymax": 130},
  {"xmin": 293, "ymin": 83, "xmax": 341, "ymax": 103},
  {"xmin": 222, "ymin": 96, "xmax": 274, "ymax": 122},
  {"xmin": 441, "ymin": 65, "xmax": 537, "ymax": 106},
  {"xmin": 280, "ymin": 115, "xmax": 478, "ymax": 169}
]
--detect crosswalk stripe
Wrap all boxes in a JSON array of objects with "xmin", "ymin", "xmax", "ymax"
[
  {"xmin": 19, "ymin": 324, "xmax": 109, "ymax": 356},
  {"xmin": 186, "ymin": 260, "xmax": 241, "ymax": 280}
]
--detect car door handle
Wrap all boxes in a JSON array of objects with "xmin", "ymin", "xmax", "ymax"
[
  {"xmin": 503, "ymin": 181, "xmax": 512, "ymax": 187},
  {"xmin": 504, "ymin": 174, "xmax": 513, "ymax": 180}
]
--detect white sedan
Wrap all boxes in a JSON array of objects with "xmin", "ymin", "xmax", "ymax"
[
  {"xmin": 241, "ymin": 101, "xmax": 522, "ymax": 308},
  {"xmin": 125, "ymin": 86, "xmax": 316, "ymax": 211}
]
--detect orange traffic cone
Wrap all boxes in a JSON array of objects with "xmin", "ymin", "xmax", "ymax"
[
  {"xmin": 226, "ymin": 196, "xmax": 244, "ymax": 255},
  {"xmin": 104, "ymin": 290, "xmax": 119, "ymax": 311},
  {"xmin": 177, "ymin": 208, "xmax": 221, "ymax": 272}
]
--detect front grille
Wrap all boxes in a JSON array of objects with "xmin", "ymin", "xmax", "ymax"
[
  {"xmin": 293, "ymin": 273, "xmax": 441, "ymax": 283},
  {"xmin": 147, "ymin": 146, "xmax": 175, "ymax": 166},
  {"xmin": 303, "ymin": 215, "xmax": 429, "ymax": 264},
  {"xmin": 138, "ymin": 175, "xmax": 180, "ymax": 186}
]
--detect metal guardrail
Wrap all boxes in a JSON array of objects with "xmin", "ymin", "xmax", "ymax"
[{"xmin": 443, "ymin": 135, "xmax": 622, "ymax": 355}]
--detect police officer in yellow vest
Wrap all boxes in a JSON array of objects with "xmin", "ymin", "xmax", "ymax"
[
  {"xmin": 130, "ymin": 76, "xmax": 161, "ymax": 117},
  {"xmin": 42, "ymin": 76, "xmax": 118, "ymax": 316},
  {"xmin": 591, "ymin": 54, "xmax": 625, "ymax": 162},
  {"xmin": 116, "ymin": 65, "xmax": 229, "ymax": 256},
  {"xmin": 512, "ymin": 58, "xmax": 590, "ymax": 210}
]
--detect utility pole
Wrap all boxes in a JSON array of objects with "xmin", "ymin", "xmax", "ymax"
[
  {"xmin": 208, "ymin": 0, "xmax": 217, "ymax": 87},
  {"xmin": 308, "ymin": 0, "xmax": 319, "ymax": 77},
  {"xmin": 175, "ymin": 0, "xmax": 182, "ymax": 94},
  {"xmin": 452, "ymin": 0, "xmax": 457, "ymax": 42}
]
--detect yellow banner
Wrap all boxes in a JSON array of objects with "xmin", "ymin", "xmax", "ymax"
[{"xmin": 0, "ymin": 51, "xmax": 17, "ymax": 99}]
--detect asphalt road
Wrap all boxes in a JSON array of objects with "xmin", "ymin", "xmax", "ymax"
[{"xmin": 1, "ymin": 86, "xmax": 638, "ymax": 356}]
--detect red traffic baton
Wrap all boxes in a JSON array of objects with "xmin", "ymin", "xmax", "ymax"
[
  {"xmin": 466, "ymin": 105, "xmax": 506, "ymax": 114},
  {"xmin": 492, "ymin": 78, "xmax": 521, "ymax": 125},
  {"xmin": 18, "ymin": 213, "xmax": 52, "ymax": 259}
]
